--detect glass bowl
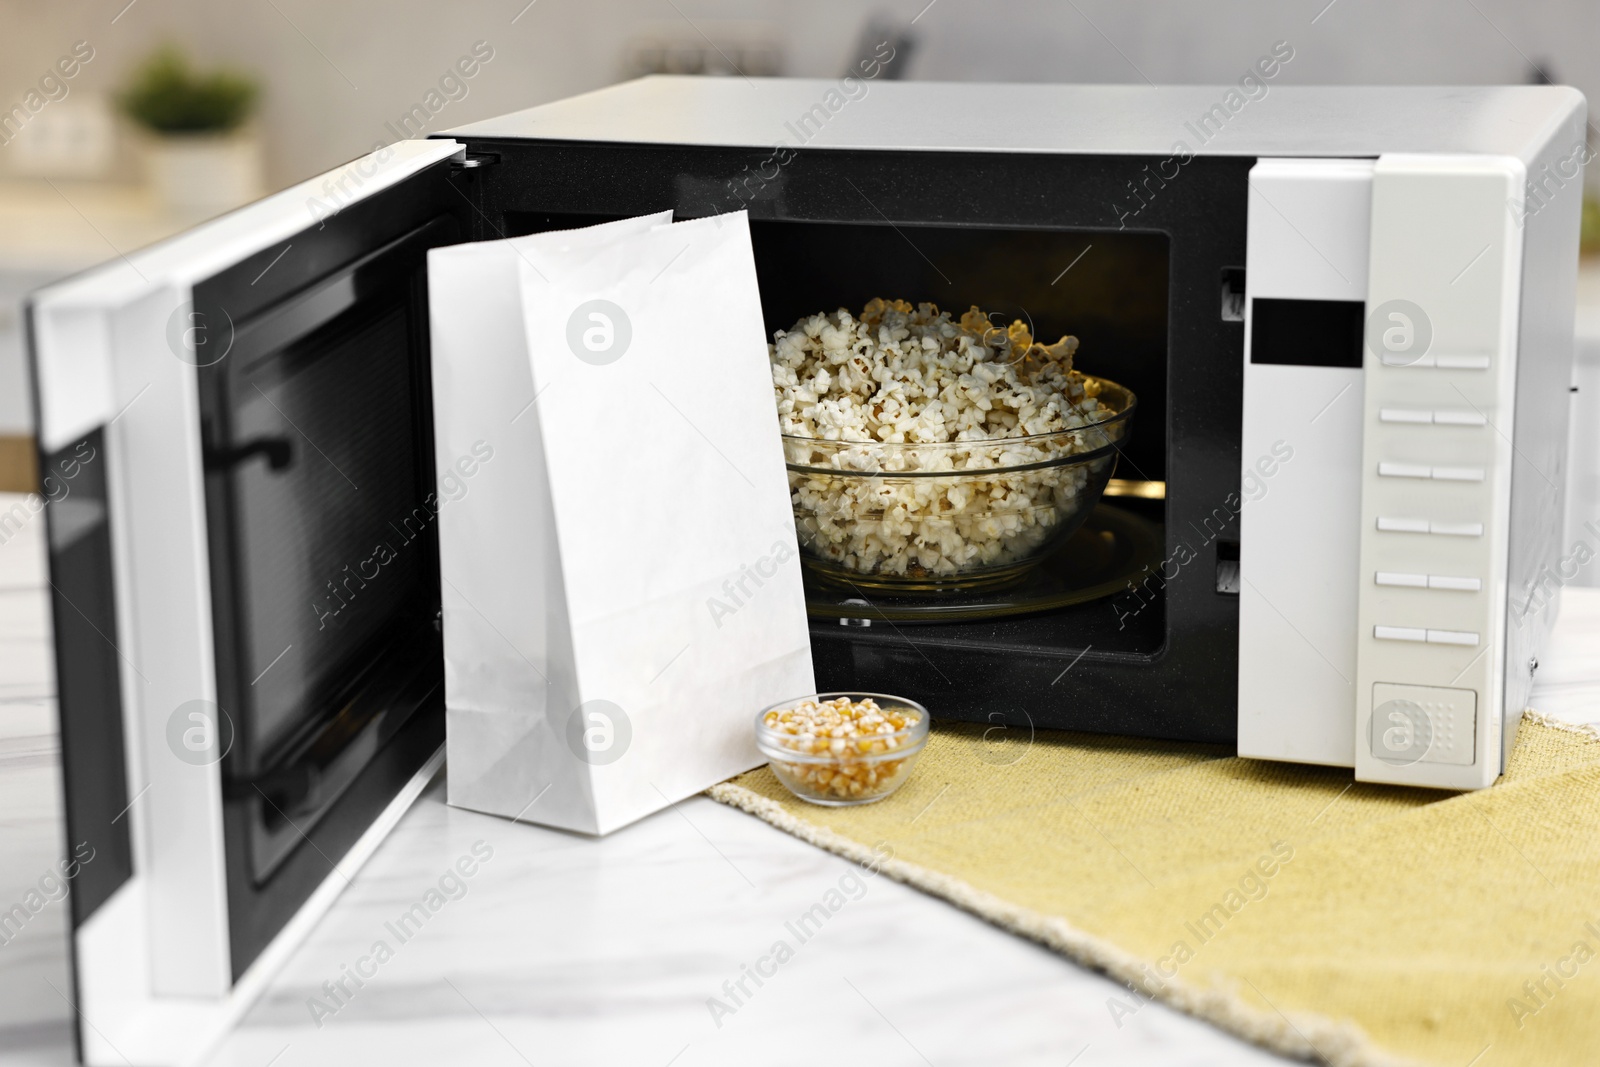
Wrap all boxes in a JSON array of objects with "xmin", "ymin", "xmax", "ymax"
[
  {"xmin": 755, "ymin": 692, "xmax": 930, "ymax": 807},
  {"xmin": 782, "ymin": 375, "xmax": 1136, "ymax": 592}
]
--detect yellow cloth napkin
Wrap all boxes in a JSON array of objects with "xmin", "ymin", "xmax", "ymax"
[{"xmin": 710, "ymin": 712, "xmax": 1600, "ymax": 1067}]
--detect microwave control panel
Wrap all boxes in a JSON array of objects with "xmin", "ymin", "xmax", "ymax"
[
  {"xmin": 1352, "ymin": 155, "xmax": 1524, "ymax": 790},
  {"xmin": 1239, "ymin": 155, "xmax": 1525, "ymax": 790}
]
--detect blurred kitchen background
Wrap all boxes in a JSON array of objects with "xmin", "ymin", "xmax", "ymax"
[{"xmin": 1, "ymin": 0, "xmax": 1598, "ymax": 494}]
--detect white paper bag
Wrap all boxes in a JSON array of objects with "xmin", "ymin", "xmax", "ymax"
[{"xmin": 428, "ymin": 211, "xmax": 813, "ymax": 834}]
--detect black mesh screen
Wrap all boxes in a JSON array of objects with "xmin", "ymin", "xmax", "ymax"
[{"xmin": 227, "ymin": 295, "xmax": 431, "ymax": 762}]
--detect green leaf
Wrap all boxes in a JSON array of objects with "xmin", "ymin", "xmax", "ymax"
[{"xmin": 118, "ymin": 45, "xmax": 259, "ymax": 134}]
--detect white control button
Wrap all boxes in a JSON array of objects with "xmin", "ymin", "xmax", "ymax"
[
  {"xmin": 1428, "ymin": 575, "xmax": 1482, "ymax": 591},
  {"xmin": 1378, "ymin": 354, "xmax": 1491, "ymax": 370},
  {"xmin": 1426, "ymin": 629, "xmax": 1480, "ymax": 646},
  {"xmin": 1375, "ymin": 625, "xmax": 1428, "ymax": 642},
  {"xmin": 1379, "ymin": 462, "xmax": 1433, "ymax": 479},
  {"xmin": 1432, "ymin": 466, "xmax": 1486, "ymax": 482},
  {"xmin": 1378, "ymin": 516, "xmax": 1431, "ymax": 533},
  {"xmin": 1433, "ymin": 410, "xmax": 1487, "ymax": 426},
  {"xmin": 1371, "ymin": 684, "xmax": 1476, "ymax": 766},
  {"xmin": 1376, "ymin": 572, "xmax": 1428, "ymax": 587},
  {"xmin": 1429, "ymin": 520, "xmax": 1484, "ymax": 537},
  {"xmin": 1380, "ymin": 408, "xmax": 1433, "ymax": 424}
]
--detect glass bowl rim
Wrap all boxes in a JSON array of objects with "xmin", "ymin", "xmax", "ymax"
[
  {"xmin": 780, "ymin": 374, "xmax": 1136, "ymax": 477},
  {"xmin": 755, "ymin": 691, "xmax": 930, "ymax": 760}
]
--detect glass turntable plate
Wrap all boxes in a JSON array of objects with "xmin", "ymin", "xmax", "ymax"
[{"xmin": 803, "ymin": 503, "xmax": 1163, "ymax": 624}]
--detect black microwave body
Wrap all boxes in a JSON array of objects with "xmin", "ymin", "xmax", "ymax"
[{"xmin": 458, "ymin": 138, "xmax": 1254, "ymax": 745}]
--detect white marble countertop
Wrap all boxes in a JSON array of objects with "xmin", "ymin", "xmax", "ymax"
[{"xmin": 1, "ymin": 493, "xmax": 1597, "ymax": 1067}]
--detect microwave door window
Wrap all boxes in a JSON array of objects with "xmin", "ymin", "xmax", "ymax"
[{"xmin": 226, "ymin": 292, "xmax": 430, "ymax": 765}]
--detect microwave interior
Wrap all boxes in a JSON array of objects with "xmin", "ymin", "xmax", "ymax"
[{"xmin": 480, "ymin": 140, "xmax": 1251, "ymax": 744}]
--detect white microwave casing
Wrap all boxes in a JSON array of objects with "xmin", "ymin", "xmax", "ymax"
[
  {"xmin": 451, "ymin": 78, "xmax": 1583, "ymax": 793},
  {"xmin": 450, "ymin": 79, "xmax": 1583, "ymax": 792}
]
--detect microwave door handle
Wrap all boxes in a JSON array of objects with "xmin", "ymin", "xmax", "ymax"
[{"xmin": 204, "ymin": 435, "xmax": 294, "ymax": 472}]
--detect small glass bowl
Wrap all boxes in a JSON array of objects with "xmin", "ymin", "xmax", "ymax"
[{"xmin": 755, "ymin": 692, "xmax": 930, "ymax": 807}]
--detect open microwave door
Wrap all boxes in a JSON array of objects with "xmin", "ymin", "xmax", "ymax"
[{"xmin": 28, "ymin": 138, "xmax": 471, "ymax": 1067}]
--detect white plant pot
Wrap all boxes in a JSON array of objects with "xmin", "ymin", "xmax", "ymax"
[{"xmin": 144, "ymin": 129, "xmax": 265, "ymax": 219}]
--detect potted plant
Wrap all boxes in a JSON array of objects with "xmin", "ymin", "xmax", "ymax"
[{"xmin": 119, "ymin": 46, "xmax": 261, "ymax": 218}]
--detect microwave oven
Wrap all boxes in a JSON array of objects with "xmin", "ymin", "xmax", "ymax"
[{"xmin": 28, "ymin": 78, "xmax": 1585, "ymax": 1064}]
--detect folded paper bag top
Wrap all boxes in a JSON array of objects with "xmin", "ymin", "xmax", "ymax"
[{"xmin": 428, "ymin": 210, "xmax": 815, "ymax": 835}]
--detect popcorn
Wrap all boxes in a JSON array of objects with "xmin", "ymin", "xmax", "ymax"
[{"xmin": 771, "ymin": 299, "xmax": 1124, "ymax": 582}]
